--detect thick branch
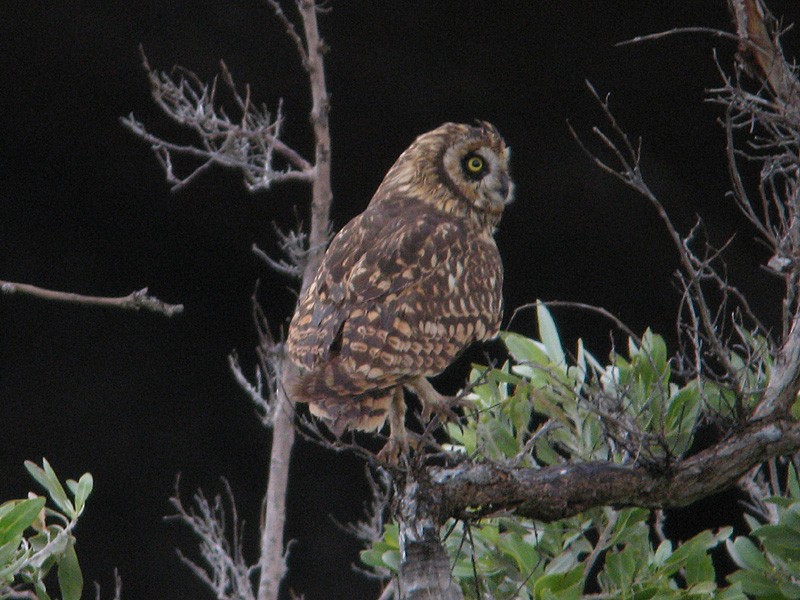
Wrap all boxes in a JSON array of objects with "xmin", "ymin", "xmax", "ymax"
[
  {"xmin": 428, "ymin": 416, "xmax": 800, "ymax": 523},
  {"xmin": 298, "ymin": 0, "xmax": 332, "ymax": 284},
  {"xmin": 257, "ymin": 3, "xmax": 332, "ymax": 600},
  {"xmin": 753, "ymin": 311, "xmax": 800, "ymax": 418},
  {"xmin": 395, "ymin": 476, "xmax": 464, "ymax": 600},
  {"xmin": 257, "ymin": 388, "xmax": 295, "ymax": 600},
  {"xmin": 0, "ymin": 280, "xmax": 183, "ymax": 317}
]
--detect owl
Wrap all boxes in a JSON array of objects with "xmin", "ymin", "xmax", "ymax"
[{"xmin": 285, "ymin": 122, "xmax": 513, "ymax": 453}]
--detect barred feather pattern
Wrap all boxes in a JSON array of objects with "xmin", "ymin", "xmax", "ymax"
[{"xmin": 285, "ymin": 122, "xmax": 512, "ymax": 434}]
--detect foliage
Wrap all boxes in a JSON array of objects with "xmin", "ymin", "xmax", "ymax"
[
  {"xmin": 727, "ymin": 463, "xmax": 800, "ymax": 599},
  {"xmin": 362, "ymin": 304, "xmax": 782, "ymax": 598},
  {"xmin": 0, "ymin": 459, "xmax": 92, "ymax": 600}
]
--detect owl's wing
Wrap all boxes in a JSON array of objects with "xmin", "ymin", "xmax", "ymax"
[
  {"xmin": 286, "ymin": 202, "xmax": 405, "ymax": 369},
  {"xmin": 285, "ymin": 200, "xmax": 502, "ymax": 430},
  {"xmin": 335, "ymin": 205, "xmax": 503, "ymax": 380}
]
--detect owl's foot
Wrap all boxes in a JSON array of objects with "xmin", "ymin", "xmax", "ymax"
[
  {"xmin": 377, "ymin": 387, "xmax": 410, "ymax": 465},
  {"xmin": 407, "ymin": 376, "xmax": 476, "ymax": 427}
]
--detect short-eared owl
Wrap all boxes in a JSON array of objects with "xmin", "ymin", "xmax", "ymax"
[{"xmin": 285, "ymin": 122, "xmax": 513, "ymax": 449}]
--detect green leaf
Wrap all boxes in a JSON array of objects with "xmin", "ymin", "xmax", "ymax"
[
  {"xmin": 73, "ymin": 473, "xmax": 93, "ymax": 515},
  {"xmin": 446, "ymin": 422, "xmax": 476, "ymax": 454},
  {"xmin": 0, "ymin": 538, "xmax": 28, "ymax": 580},
  {"xmin": 652, "ymin": 540, "xmax": 672, "ymax": 567},
  {"xmin": 685, "ymin": 549, "xmax": 715, "ymax": 584},
  {"xmin": 498, "ymin": 532, "xmax": 539, "ymax": 574},
  {"xmin": 726, "ymin": 536, "xmax": 769, "ymax": 572},
  {"xmin": 57, "ymin": 541, "xmax": 83, "ymax": 600},
  {"xmin": 641, "ymin": 329, "xmax": 667, "ymax": 374},
  {"xmin": 534, "ymin": 437, "xmax": 561, "ymax": 466},
  {"xmin": 533, "ymin": 565, "xmax": 583, "ymax": 600},
  {"xmin": 687, "ymin": 581, "xmax": 717, "ymax": 595},
  {"xmin": 34, "ymin": 577, "xmax": 53, "ymax": 600},
  {"xmin": 603, "ymin": 547, "xmax": 636, "ymax": 589},
  {"xmin": 609, "ymin": 508, "xmax": 649, "ymax": 546},
  {"xmin": 717, "ymin": 581, "xmax": 748, "ymax": 600},
  {"xmin": 0, "ymin": 535, "xmax": 21, "ymax": 564},
  {"xmin": 25, "ymin": 460, "xmax": 74, "ymax": 516},
  {"xmin": 380, "ymin": 550, "xmax": 401, "ymax": 572},
  {"xmin": 788, "ymin": 464, "xmax": 800, "ymax": 500},
  {"xmin": 360, "ymin": 548, "xmax": 387, "ymax": 569},
  {"xmin": 536, "ymin": 301, "xmax": 566, "ymax": 370},
  {"xmin": 727, "ymin": 570, "xmax": 781, "ymax": 597},
  {"xmin": 482, "ymin": 419, "xmax": 519, "ymax": 458},
  {"xmin": 502, "ymin": 332, "xmax": 551, "ymax": 368},
  {"xmin": 0, "ymin": 497, "xmax": 46, "ymax": 545},
  {"xmin": 751, "ymin": 524, "xmax": 800, "ymax": 560},
  {"xmin": 779, "ymin": 581, "xmax": 800, "ymax": 600},
  {"xmin": 780, "ymin": 505, "xmax": 800, "ymax": 532}
]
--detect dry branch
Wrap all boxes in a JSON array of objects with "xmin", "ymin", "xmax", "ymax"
[
  {"xmin": 258, "ymin": 3, "xmax": 333, "ymax": 600},
  {"xmin": 125, "ymin": 1, "xmax": 334, "ymax": 599},
  {"xmin": 0, "ymin": 280, "xmax": 182, "ymax": 317},
  {"xmin": 122, "ymin": 48, "xmax": 314, "ymax": 192}
]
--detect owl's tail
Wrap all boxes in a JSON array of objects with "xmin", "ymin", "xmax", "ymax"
[{"xmin": 283, "ymin": 367, "xmax": 392, "ymax": 436}]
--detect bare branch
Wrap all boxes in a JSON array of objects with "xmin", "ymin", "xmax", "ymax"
[
  {"xmin": 258, "ymin": 3, "xmax": 333, "ymax": 599},
  {"xmin": 126, "ymin": 3, "xmax": 334, "ymax": 600},
  {"xmin": 296, "ymin": 0, "xmax": 332, "ymax": 284},
  {"xmin": 252, "ymin": 244, "xmax": 301, "ymax": 280},
  {"xmin": 616, "ymin": 27, "xmax": 742, "ymax": 47},
  {"xmin": 123, "ymin": 48, "xmax": 314, "ymax": 193},
  {"xmin": 94, "ymin": 569, "xmax": 123, "ymax": 600},
  {"xmin": 0, "ymin": 280, "xmax": 183, "ymax": 317},
  {"xmin": 169, "ymin": 477, "xmax": 256, "ymax": 600},
  {"xmin": 229, "ymin": 351, "xmax": 273, "ymax": 423},
  {"xmin": 264, "ymin": 0, "xmax": 309, "ymax": 66},
  {"xmin": 251, "ymin": 220, "xmax": 316, "ymax": 281}
]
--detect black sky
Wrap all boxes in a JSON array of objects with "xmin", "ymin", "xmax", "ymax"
[{"xmin": 2, "ymin": 2, "xmax": 799, "ymax": 599}]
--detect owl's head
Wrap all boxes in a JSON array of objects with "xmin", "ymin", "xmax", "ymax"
[{"xmin": 375, "ymin": 121, "xmax": 513, "ymax": 228}]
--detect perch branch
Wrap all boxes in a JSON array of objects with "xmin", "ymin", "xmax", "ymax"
[{"xmin": 427, "ymin": 415, "xmax": 800, "ymax": 523}]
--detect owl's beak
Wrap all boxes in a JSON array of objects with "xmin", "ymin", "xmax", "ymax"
[
  {"xmin": 482, "ymin": 173, "xmax": 514, "ymax": 216},
  {"xmin": 498, "ymin": 173, "xmax": 512, "ymax": 204}
]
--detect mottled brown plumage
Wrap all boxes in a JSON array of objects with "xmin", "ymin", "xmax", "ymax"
[{"xmin": 285, "ymin": 122, "xmax": 513, "ymax": 441}]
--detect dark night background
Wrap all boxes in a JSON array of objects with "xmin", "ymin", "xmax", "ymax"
[{"xmin": 3, "ymin": 2, "xmax": 800, "ymax": 599}]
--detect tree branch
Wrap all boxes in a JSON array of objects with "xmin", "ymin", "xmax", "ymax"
[
  {"xmin": 298, "ymin": 0, "xmax": 332, "ymax": 281},
  {"xmin": 426, "ymin": 416, "xmax": 799, "ymax": 523},
  {"xmin": 257, "ymin": 3, "xmax": 333, "ymax": 600},
  {"xmin": 0, "ymin": 280, "xmax": 183, "ymax": 317}
]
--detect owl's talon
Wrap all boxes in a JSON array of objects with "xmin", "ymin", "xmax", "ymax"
[
  {"xmin": 377, "ymin": 437, "xmax": 407, "ymax": 464},
  {"xmin": 422, "ymin": 395, "xmax": 476, "ymax": 427}
]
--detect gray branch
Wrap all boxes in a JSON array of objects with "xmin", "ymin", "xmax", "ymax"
[
  {"xmin": 122, "ymin": 49, "xmax": 313, "ymax": 193},
  {"xmin": 0, "ymin": 280, "xmax": 182, "ymax": 317}
]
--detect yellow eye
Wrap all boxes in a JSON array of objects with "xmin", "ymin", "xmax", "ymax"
[{"xmin": 465, "ymin": 155, "xmax": 484, "ymax": 174}]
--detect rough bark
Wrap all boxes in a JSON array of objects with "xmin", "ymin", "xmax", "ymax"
[
  {"xmin": 426, "ymin": 417, "xmax": 798, "ymax": 523},
  {"xmin": 395, "ymin": 475, "xmax": 464, "ymax": 600}
]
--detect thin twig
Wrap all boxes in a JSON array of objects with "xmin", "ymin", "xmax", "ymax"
[{"xmin": 0, "ymin": 280, "xmax": 183, "ymax": 317}]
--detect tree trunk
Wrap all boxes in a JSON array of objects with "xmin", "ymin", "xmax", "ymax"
[{"xmin": 395, "ymin": 474, "xmax": 464, "ymax": 600}]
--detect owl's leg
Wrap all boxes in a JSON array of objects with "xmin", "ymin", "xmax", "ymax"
[
  {"xmin": 406, "ymin": 376, "xmax": 476, "ymax": 425},
  {"xmin": 377, "ymin": 386, "xmax": 408, "ymax": 464}
]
